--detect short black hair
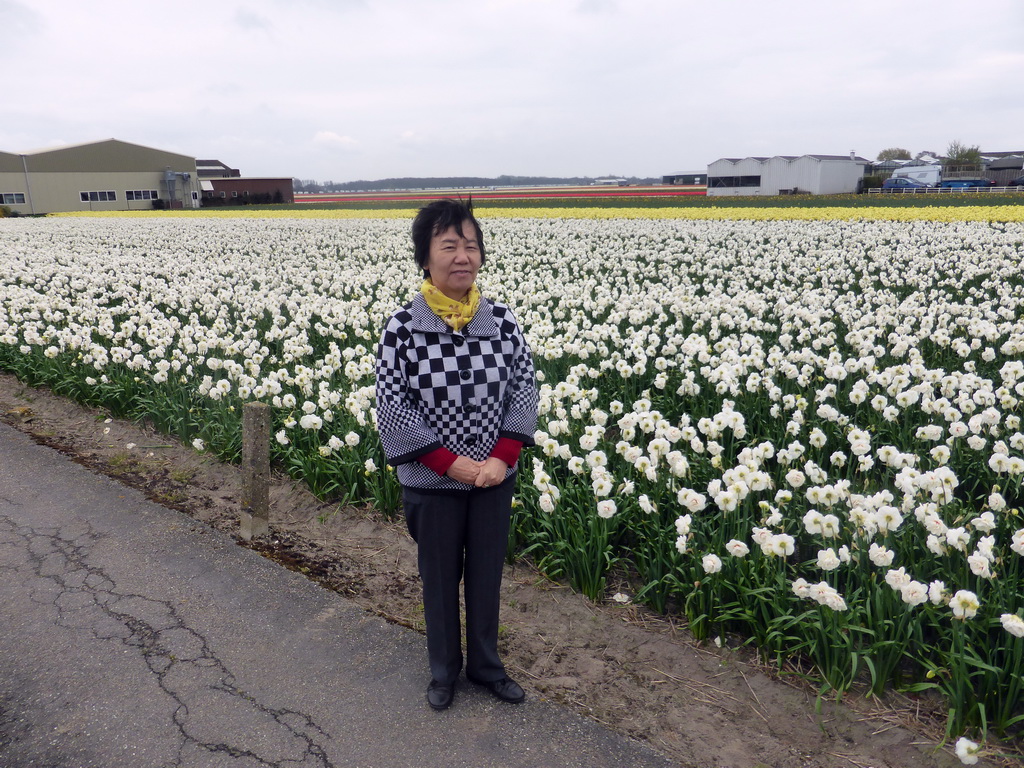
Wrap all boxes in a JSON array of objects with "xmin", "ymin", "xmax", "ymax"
[{"xmin": 411, "ymin": 198, "xmax": 486, "ymax": 273}]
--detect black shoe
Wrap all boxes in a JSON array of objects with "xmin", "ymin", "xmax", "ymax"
[
  {"xmin": 467, "ymin": 674, "xmax": 525, "ymax": 704},
  {"xmin": 427, "ymin": 679, "xmax": 455, "ymax": 710}
]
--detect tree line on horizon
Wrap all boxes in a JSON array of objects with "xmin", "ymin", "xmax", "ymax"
[
  {"xmin": 875, "ymin": 141, "xmax": 983, "ymax": 165},
  {"xmin": 291, "ymin": 174, "xmax": 659, "ymax": 193}
]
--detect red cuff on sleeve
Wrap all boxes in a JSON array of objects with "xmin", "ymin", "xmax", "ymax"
[
  {"xmin": 418, "ymin": 446, "xmax": 459, "ymax": 476},
  {"xmin": 489, "ymin": 437, "xmax": 523, "ymax": 468}
]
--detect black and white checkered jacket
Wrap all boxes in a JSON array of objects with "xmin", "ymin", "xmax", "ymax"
[{"xmin": 375, "ymin": 292, "xmax": 538, "ymax": 492}]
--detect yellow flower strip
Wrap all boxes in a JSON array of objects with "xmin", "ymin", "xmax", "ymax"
[
  {"xmin": 52, "ymin": 205, "xmax": 1024, "ymax": 222},
  {"xmin": 481, "ymin": 206, "xmax": 1024, "ymax": 222}
]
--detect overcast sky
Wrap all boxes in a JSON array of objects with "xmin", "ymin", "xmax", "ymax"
[{"xmin": 4, "ymin": 0, "xmax": 1023, "ymax": 182}]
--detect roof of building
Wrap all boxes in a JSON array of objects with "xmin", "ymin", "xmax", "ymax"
[
  {"xmin": 713, "ymin": 154, "xmax": 869, "ymax": 165},
  {"xmin": 17, "ymin": 138, "xmax": 193, "ymax": 158}
]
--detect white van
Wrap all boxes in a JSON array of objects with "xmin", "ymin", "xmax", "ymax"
[{"xmin": 890, "ymin": 165, "xmax": 942, "ymax": 187}]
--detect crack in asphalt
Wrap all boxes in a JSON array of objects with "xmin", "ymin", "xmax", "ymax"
[{"xmin": 1, "ymin": 514, "xmax": 337, "ymax": 768}]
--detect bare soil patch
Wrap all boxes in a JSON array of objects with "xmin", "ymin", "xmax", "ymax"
[{"xmin": 1, "ymin": 372, "xmax": 1010, "ymax": 768}]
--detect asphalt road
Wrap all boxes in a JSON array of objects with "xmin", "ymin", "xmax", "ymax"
[{"xmin": 0, "ymin": 422, "xmax": 677, "ymax": 768}]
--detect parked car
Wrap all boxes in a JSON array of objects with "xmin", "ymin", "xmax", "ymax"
[
  {"xmin": 939, "ymin": 178, "xmax": 996, "ymax": 189},
  {"xmin": 890, "ymin": 165, "xmax": 942, "ymax": 187},
  {"xmin": 882, "ymin": 177, "xmax": 930, "ymax": 192},
  {"xmin": 1009, "ymin": 175, "xmax": 1024, "ymax": 187}
]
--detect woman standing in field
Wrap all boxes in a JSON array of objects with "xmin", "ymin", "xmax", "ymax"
[{"xmin": 375, "ymin": 198, "xmax": 538, "ymax": 710}]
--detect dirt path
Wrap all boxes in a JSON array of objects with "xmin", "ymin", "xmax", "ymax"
[{"xmin": 0, "ymin": 372, "xmax": 1005, "ymax": 768}]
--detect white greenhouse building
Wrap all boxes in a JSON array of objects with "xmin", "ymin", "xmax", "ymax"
[{"xmin": 706, "ymin": 154, "xmax": 869, "ymax": 196}]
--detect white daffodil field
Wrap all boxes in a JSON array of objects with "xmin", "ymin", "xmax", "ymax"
[{"xmin": 2, "ymin": 209, "xmax": 1023, "ymax": 754}]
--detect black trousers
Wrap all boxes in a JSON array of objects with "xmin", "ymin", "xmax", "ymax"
[{"xmin": 403, "ymin": 477, "xmax": 515, "ymax": 685}]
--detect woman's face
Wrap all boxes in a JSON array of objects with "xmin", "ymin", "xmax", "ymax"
[{"xmin": 426, "ymin": 221, "xmax": 481, "ymax": 300}]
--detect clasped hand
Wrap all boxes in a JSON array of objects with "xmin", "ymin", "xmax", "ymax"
[{"xmin": 446, "ymin": 455, "xmax": 508, "ymax": 487}]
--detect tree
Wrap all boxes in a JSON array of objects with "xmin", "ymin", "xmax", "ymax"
[
  {"xmin": 945, "ymin": 140, "xmax": 982, "ymax": 165},
  {"xmin": 876, "ymin": 147, "xmax": 911, "ymax": 161}
]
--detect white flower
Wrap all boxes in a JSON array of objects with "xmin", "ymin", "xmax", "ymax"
[
  {"xmin": 900, "ymin": 581, "xmax": 929, "ymax": 606},
  {"xmin": 592, "ymin": 475, "xmax": 613, "ymax": 497},
  {"xmin": 928, "ymin": 580, "xmax": 947, "ymax": 605},
  {"xmin": 345, "ymin": 431, "xmax": 360, "ymax": 447},
  {"xmin": 1000, "ymin": 613, "xmax": 1024, "ymax": 638},
  {"xmin": 804, "ymin": 581, "xmax": 847, "ymax": 611},
  {"xmin": 874, "ymin": 505, "xmax": 904, "ymax": 533},
  {"xmin": 714, "ymin": 488, "xmax": 739, "ymax": 512},
  {"xmin": 1013, "ymin": 528, "xmax": 1024, "ymax": 556},
  {"xmin": 275, "ymin": 429, "xmax": 290, "ymax": 446},
  {"xmin": 768, "ymin": 533, "xmax": 795, "ymax": 557},
  {"xmin": 791, "ymin": 577, "xmax": 811, "ymax": 598},
  {"xmin": 819, "ymin": 514, "xmax": 841, "ymax": 538},
  {"xmin": 955, "ymin": 736, "xmax": 981, "ymax": 765},
  {"xmin": 967, "ymin": 554, "xmax": 992, "ymax": 579},
  {"xmin": 611, "ymin": 592, "xmax": 631, "ymax": 604},
  {"xmin": 987, "ymin": 491, "xmax": 1006, "ymax": 512},
  {"xmin": 299, "ymin": 413, "xmax": 323, "ymax": 430},
  {"xmin": 539, "ymin": 493, "xmax": 555, "ymax": 513},
  {"xmin": 950, "ymin": 590, "xmax": 980, "ymax": 620},
  {"xmin": 192, "ymin": 438, "xmax": 205, "ymax": 451},
  {"xmin": 970, "ymin": 511, "xmax": 996, "ymax": 532},
  {"xmin": 946, "ymin": 527, "xmax": 971, "ymax": 552},
  {"xmin": 677, "ymin": 488, "xmax": 707, "ymax": 512},
  {"xmin": 725, "ymin": 539, "xmax": 749, "ymax": 558},
  {"xmin": 885, "ymin": 567, "xmax": 911, "ymax": 590},
  {"xmin": 869, "ymin": 543, "xmax": 895, "ymax": 567},
  {"xmin": 596, "ymin": 499, "xmax": 617, "ymax": 518},
  {"xmin": 803, "ymin": 509, "xmax": 824, "ymax": 535},
  {"xmin": 701, "ymin": 554, "xmax": 723, "ymax": 574},
  {"xmin": 816, "ymin": 548, "xmax": 841, "ymax": 571}
]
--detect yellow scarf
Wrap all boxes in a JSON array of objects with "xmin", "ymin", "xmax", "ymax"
[{"xmin": 421, "ymin": 279, "xmax": 481, "ymax": 332}]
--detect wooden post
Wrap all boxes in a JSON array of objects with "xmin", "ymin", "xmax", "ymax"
[{"xmin": 240, "ymin": 402, "xmax": 270, "ymax": 540}]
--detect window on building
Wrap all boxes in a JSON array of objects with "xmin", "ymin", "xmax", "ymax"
[
  {"xmin": 79, "ymin": 191, "xmax": 117, "ymax": 202},
  {"xmin": 708, "ymin": 176, "xmax": 762, "ymax": 188},
  {"xmin": 1, "ymin": 193, "xmax": 26, "ymax": 204},
  {"xmin": 231, "ymin": 190, "xmax": 238, "ymax": 197},
  {"xmin": 126, "ymin": 190, "xmax": 160, "ymax": 200}
]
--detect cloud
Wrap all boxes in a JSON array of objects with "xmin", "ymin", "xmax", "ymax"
[
  {"xmin": 313, "ymin": 131, "xmax": 358, "ymax": 149},
  {"xmin": 576, "ymin": 0, "xmax": 616, "ymax": 13},
  {"xmin": 6, "ymin": 0, "xmax": 1024, "ymax": 181},
  {"xmin": 233, "ymin": 7, "xmax": 272, "ymax": 31},
  {"xmin": 0, "ymin": 0, "xmax": 41, "ymax": 48}
]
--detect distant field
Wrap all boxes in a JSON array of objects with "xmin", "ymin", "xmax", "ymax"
[
  {"xmin": 286, "ymin": 185, "xmax": 1024, "ymax": 210},
  {"xmin": 296, "ymin": 184, "xmax": 706, "ymax": 205}
]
